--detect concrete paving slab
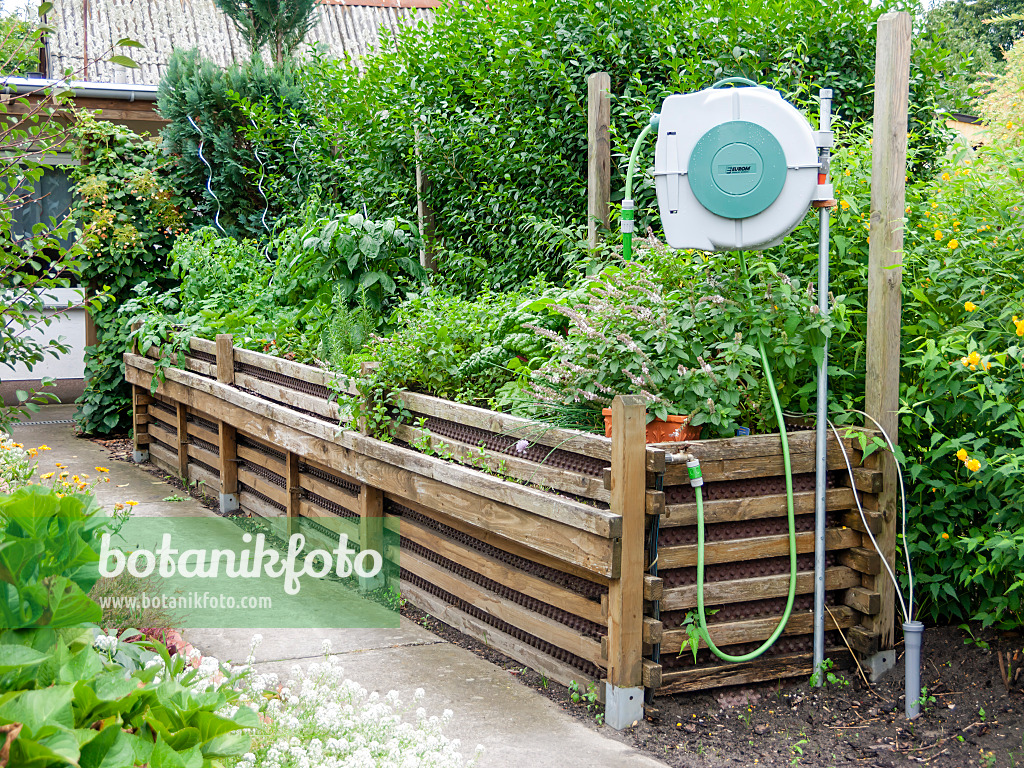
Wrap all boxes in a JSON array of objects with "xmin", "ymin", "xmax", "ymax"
[{"xmin": 255, "ymin": 642, "xmax": 667, "ymax": 768}]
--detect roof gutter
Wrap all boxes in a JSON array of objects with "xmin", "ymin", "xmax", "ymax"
[{"xmin": 0, "ymin": 77, "xmax": 158, "ymax": 102}]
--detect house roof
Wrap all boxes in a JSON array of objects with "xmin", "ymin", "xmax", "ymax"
[{"xmin": 46, "ymin": 0, "xmax": 436, "ymax": 86}]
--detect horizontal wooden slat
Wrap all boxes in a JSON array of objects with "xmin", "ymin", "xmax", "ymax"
[
  {"xmin": 298, "ymin": 471, "xmax": 360, "ymax": 516},
  {"xmin": 148, "ymin": 420, "xmax": 178, "ymax": 449},
  {"xmin": 186, "ymin": 462, "xmax": 219, "ymax": 498},
  {"xmin": 400, "ymin": 515, "xmax": 605, "ymax": 626},
  {"xmin": 661, "ymin": 606, "xmax": 856, "ymax": 654},
  {"xmin": 661, "ymin": 487, "xmax": 856, "ymax": 528},
  {"xmin": 189, "ymin": 337, "xmax": 216, "ymax": 355},
  {"xmin": 302, "ymin": 455, "xmax": 361, "ymax": 490},
  {"xmin": 838, "ymin": 509, "xmax": 883, "ymax": 535},
  {"xmin": 185, "ymin": 441, "xmax": 219, "ymax": 470},
  {"xmin": 642, "ymin": 659, "xmax": 662, "ymax": 688},
  {"xmin": 233, "ymin": 371, "xmax": 342, "ymax": 422},
  {"xmin": 656, "ymin": 527, "xmax": 861, "ymax": 570},
  {"xmin": 236, "ymin": 442, "xmax": 286, "ymax": 477},
  {"xmin": 394, "ymin": 423, "xmax": 611, "ymax": 503},
  {"xmin": 144, "ymin": 344, "xmax": 216, "ymax": 377},
  {"xmin": 643, "ymin": 618, "xmax": 663, "ymax": 645},
  {"xmin": 400, "ymin": 579, "xmax": 598, "ymax": 692},
  {"xmin": 656, "ymin": 649, "xmax": 846, "ymax": 695},
  {"xmin": 148, "ymin": 441, "xmax": 178, "ymax": 477},
  {"xmin": 297, "ymin": 500, "xmax": 360, "ymax": 544},
  {"xmin": 653, "ymin": 428, "xmax": 876, "ymax": 461},
  {"xmin": 232, "ymin": 346, "xmax": 342, "ymax": 390},
  {"xmin": 644, "ymin": 575, "xmax": 663, "ymax": 601},
  {"xmin": 842, "ymin": 467, "xmax": 883, "ymax": 494},
  {"xmin": 661, "ymin": 565, "xmax": 861, "ymax": 611},
  {"xmin": 239, "ymin": 488, "xmax": 286, "ymax": 520},
  {"xmin": 845, "ymin": 625, "xmax": 880, "ymax": 655},
  {"xmin": 661, "ymin": 441, "xmax": 855, "ymax": 485},
  {"xmin": 402, "ymin": 549, "xmax": 605, "ymax": 667},
  {"xmin": 388, "ymin": 495, "xmax": 613, "ymax": 587},
  {"xmin": 843, "ymin": 586, "xmax": 881, "ymax": 615},
  {"xmin": 237, "ymin": 466, "xmax": 287, "ymax": 506},
  {"xmin": 185, "ymin": 419, "xmax": 219, "ymax": 443},
  {"xmin": 838, "ymin": 546, "xmax": 881, "ymax": 575}
]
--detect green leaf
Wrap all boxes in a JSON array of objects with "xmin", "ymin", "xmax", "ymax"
[
  {"xmin": 115, "ymin": 37, "xmax": 144, "ymax": 48},
  {"xmin": 109, "ymin": 55, "xmax": 139, "ymax": 69}
]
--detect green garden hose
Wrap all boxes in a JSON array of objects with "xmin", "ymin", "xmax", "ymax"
[
  {"xmin": 622, "ymin": 117, "xmax": 658, "ymax": 262},
  {"xmin": 693, "ymin": 250, "xmax": 798, "ymax": 662}
]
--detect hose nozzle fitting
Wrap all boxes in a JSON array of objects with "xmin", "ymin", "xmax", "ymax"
[{"xmin": 687, "ymin": 459, "xmax": 703, "ymax": 488}]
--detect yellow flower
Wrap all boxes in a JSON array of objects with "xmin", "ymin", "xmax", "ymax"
[
  {"xmin": 942, "ymin": 533, "xmax": 949, "ymax": 540},
  {"xmin": 41, "ymin": 472, "xmax": 54, "ymax": 480},
  {"xmin": 37, "ymin": 445, "xmax": 50, "ymax": 451},
  {"xmin": 942, "ymin": 172, "xmax": 951, "ymax": 181},
  {"xmin": 934, "ymin": 230, "xmax": 943, "ymax": 240},
  {"xmin": 966, "ymin": 458, "xmax": 981, "ymax": 472},
  {"xmin": 126, "ymin": 500, "xmax": 138, "ymax": 507},
  {"xmin": 956, "ymin": 448, "xmax": 968, "ymax": 462},
  {"xmin": 967, "ymin": 351, "xmax": 981, "ymax": 365},
  {"xmin": 840, "ymin": 200, "xmax": 850, "ymax": 210},
  {"xmin": 95, "ymin": 467, "xmax": 109, "ymax": 473},
  {"xmin": 27, "ymin": 449, "xmax": 37, "ymax": 457},
  {"xmin": 948, "ymin": 239, "xmax": 959, "ymax": 249},
  {"xmin": 983, "ymin": 361, "xmax": 992, "ymax": 371},
  {"xmin": 964, "ymin": 301, "xmax": 976, "ymax": 312}
]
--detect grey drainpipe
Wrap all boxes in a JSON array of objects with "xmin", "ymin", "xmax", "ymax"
[{"xmin": 0, "ymin": 77, "xmax": 158, "ymax": 102}]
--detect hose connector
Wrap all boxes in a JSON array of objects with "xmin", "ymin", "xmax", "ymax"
[
  {"xmin": 687, "ymin": 459, "xmax": 703, "ymax": 488},
  {"xmin": 621, "ymin": 199, "xmax": 635, "ymax": 234}
]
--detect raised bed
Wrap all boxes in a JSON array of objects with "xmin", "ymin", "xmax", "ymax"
[{"xmin": 124, "ymin": 335, "xmax": 887, "ymax": 713}]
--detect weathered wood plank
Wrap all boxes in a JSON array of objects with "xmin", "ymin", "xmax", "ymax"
[
  {"xmin": 662, "ymin": 487, "xmax": 856, "ymax": 528},
  {"xmin": 232, "ymin": 346, "xmax": 343, "ymax": 390},
  {"xmin": 393, "ymin": 422, "xmax": 611, "ymax": 503},
  {"xmin": 661, "ymin": 442, "xmax": 854, "ymax": 485},
  {"xmin": 656, "ymin": 527, "xmax": 861, "ymax": 570},
  {"xmin": 298, "ymin": 471, "xmax": 360, "ymax": 516},
  {"xmin": 175, "ymin": 402, "xmax": 189, "ymax": 477},
  {"xmin": 391, "ymin": 495, "xmax": 614, "ymax": 587},
  {"xmin": 237, "ymin": 466, "xmax": 287, "ymax": 506},
  {"xmin": 661, "ymin": 606, "xmax": 855, "ymax": 654},
  {"xmin": 239, "ymin": 488, "xmax": 286, "ymax": 520},
  {"xmin": 233, "ymin": 371, "xmax": 342, "ymax": 422},
  {"xmin": 606, "ymin": 395, "xmax": 646, "ymax": 689},
  {"xmin": 400, "ymin": 515, "xmax": 605, "ymax": 626},
  {"xmin": 587, "ymin": 71, "xmax": 611, "ymax": 251},
  {"xmin": 236, "ymin": 443, "xmax": 286, "ymax": 478},
  {"xmin": 216, "ymin": 334, "xmax": 234, "ymax": 385},
  {"xmin": 843, "ymin": 586, "xmax": 881, "ymax": 615},
  {"xmin": 148, "ymin": 441, "xmax": 178, "ymax": 478},
  {"xmin": 402, "ymin": 549, "xmax": 605, "ymax": 667},
  {"xmin": 644, "ymin": 575, "xmax": 663, "ymax": 602},
  {"xmin": 642, "ymin": 659, "xmax": 662, "ymax": 689},
  {"xmin": 400, "ymin": 579, "xmax": 599, "ymax": 692},
  {"xmin": 656, "ymin": 650, "xmax": 843, "ymax": 694},
  {"xmin": 661, "ymin": 566, "xmax": 861, "ymax": 611},
  {"xmin": 838, "ymin": 546, "xmax": 881, "ymax": 575}
]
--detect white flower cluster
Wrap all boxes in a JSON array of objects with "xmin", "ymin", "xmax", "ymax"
[
  {"xmin": 0, "ymin": 436, "xmax": 34, "ymax": 494},
  {"xmin": 93, "ymin": 633, "xmax": 119, "ymax": 654},
  {"xmin": 233, "ymin": 636, "xmax": 481, "ymax": 768}
]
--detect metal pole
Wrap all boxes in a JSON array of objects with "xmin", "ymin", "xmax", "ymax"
[{"xmin": 812, "ymin": 88, "xmax": 833, "ymax": 686}]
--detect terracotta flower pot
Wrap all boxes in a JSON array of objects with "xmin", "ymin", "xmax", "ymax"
[{"xmin": 602, "ymin": 408, "xmax": 703, "ymax": 443}]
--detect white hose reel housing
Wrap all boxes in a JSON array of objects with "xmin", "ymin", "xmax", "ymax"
[{"xmin": 653, "ymin": 82, "xmax": 822, "ymax": 251}]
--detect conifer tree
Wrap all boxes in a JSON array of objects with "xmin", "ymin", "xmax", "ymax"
[{"xmin": 213, "ymin": 0, "xmax": 319, "ymax": 64}]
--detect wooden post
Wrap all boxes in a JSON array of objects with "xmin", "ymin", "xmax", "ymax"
[
  {"xmin": 218, "ymin": 421, "xmax": 239, "ymax": 514},
  {"xmin": 286, "ymin": 451, "xmax": 300, "ymax": 537},
  {"xmin": 864, "ymin": 11, "xmax": 911, "ymax": 655},
  {"xmin": 216, "ymin": 333, "xmax": 234, "ymax": 385},
  {"xmin": 131, "ymin": 385, "xmax": 151, "ymax": 463},
  {"xmin": 175, "ymin": 402, "xmax": 189, "ymax": 479},
  {"xmin": 414, "ymin": 127, "xmax": 436, "ymax": 271},
  {"xmin": 604, "ymin": 394, "xmax": 646, "ymax": 729},
  {"xmin": 358, "ymin": 483, "xmax": 385, "ymax": 591},
  {"xmin": 587, "ymin": 72, "xmax": 611, "ymax": 252}
]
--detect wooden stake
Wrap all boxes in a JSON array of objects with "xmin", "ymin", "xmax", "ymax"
[
  {"xmin": 218, "ymin": 421, "xmax": 239, "ymax": 514},
  {"xmin": 587, "ymin": 72, "xmax": 611, "ymax": 252},
  {"xmin": 131, "ymin": 385, "xmax": 150, "ymax": 457},
  {"xmin": 175, "ymin": 402, "xmax": 189, "ymax": 479},
  {"xmin": 605, "ymin": 394, "xmax": 646, "ymax": 689},
  {"xmin": 286, "ymin": 451, "xmax": 300, "ymax": 537},
  {"xmin": 864, "ymin": 11, "xmax": 911, "ymax": 650},
  {"xmin": 359, "ymin": 483, "xmax": 385, "ymax": 590},
  {"xmin": 414, "ymin": 127, "xmax": 436, "ymax": 271},
  {"xmin": 216, "ymin": 334, "xmax": 234, "ymax": 385}
]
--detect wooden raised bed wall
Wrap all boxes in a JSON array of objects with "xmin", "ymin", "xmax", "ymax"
[{"xmin": 125, "ymin": 337, "xmax": 884, "ymax": 704}]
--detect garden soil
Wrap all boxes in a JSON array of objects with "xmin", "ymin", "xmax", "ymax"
[{"xmin": 97, "ymin": 436, "xmax": 1023, "ymax": 768}]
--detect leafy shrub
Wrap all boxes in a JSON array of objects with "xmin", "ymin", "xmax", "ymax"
[
  {"xmin": 0, "ymin": 485, "xmax": 256, "ymax": 767},
  {"xmin": 977, "ymin": 36, "xmax": 1024, "ymax": 146},
  {"xmin": 296, "ymin": 0, "xmax": 960, "ymax": 294},
  {"xmin": 70, "ymin": 115, "xmax": 186, "ymax": 435},
  {"xmin": 0, "ymin": 435, "xmax": 35, "ymax": 494},
  {"xmin": 517, "ymin": 241, "xmax": 839, "ymax": 435},
  {"xmin": 158, "ymin": 49, "xmax": 310, "ymax": 234}
]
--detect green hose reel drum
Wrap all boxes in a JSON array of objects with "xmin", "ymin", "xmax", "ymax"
[{"xmin": 654, "ymin": 78, "xmax": 820, "ymax": 251}]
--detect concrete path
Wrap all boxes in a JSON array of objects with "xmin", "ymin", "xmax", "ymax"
[{"xmin": 12, "ymin": 406, "xmax": 668, "ymax": 768}]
